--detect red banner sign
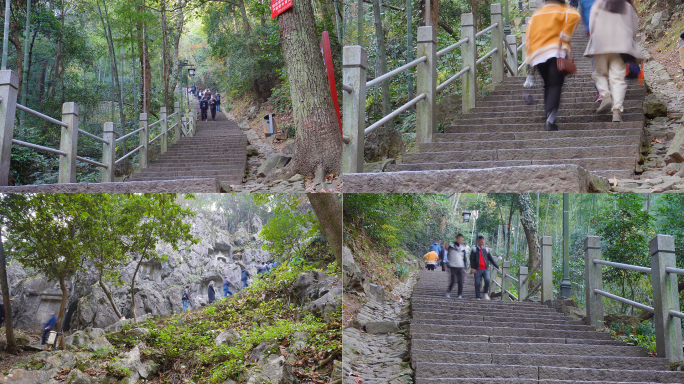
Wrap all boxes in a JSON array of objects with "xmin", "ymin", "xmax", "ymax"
[
  {"xmin": 320, "ymin": 31, "xmax": 342, "ymax": 135},
  {"xmin": 271, "ymin": 0, "xmax": 292, "ymax": 18}
]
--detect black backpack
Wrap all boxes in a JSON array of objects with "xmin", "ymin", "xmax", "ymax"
[
  {"xmin": 182, "ymin": 288, "xmax": 189, "ymax": 300},
  {"xmin": 200, "ymin": 100, "xmax": 208, "ymax": 110}
]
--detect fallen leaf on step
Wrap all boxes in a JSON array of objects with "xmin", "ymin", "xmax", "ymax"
[
  {"xmin": 651, "ymin": 138, "xmax": 662, "ymax": 144},
  {"xmin": 355, "ymin": 378, "xmax": 364, "ymax": 383},
  {"xmin": 613, "ymin": 177, "xmax": 618, "ymax": 187}
]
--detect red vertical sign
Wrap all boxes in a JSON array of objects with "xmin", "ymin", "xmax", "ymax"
[
  {"xmin": 271, "ymin": 0, "xmax": 293, "ymax": 18},
  {"xmin": 320, "ymin": 31, "xmax": 342, "ymax": 135}
]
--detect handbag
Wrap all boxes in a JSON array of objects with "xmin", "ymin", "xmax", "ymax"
[{"xmin": 556, "ymin": 36, "xmax": 577, "ymax": 76}]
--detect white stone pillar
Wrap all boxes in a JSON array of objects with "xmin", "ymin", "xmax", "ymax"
[
  {"xmin": 0, "ymin": 70, "xmax": 18, "ymax": 186},
  {"xmin": 58, "ymin": 102, "xmax": 79, "ymax": 183},
  {"xmin": 342, "ymin": 45, "xmax": 367, "ymax": 174}
]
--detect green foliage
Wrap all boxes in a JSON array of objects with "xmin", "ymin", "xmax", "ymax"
[
  {"xmin": 107, "ymin": 363, "xmax": 132, "ymax": 378},
  {"xmin": 395, "ymin": 264, "xmax": 410, "ymax": 279},
  {"xmin": 256, "ymin": 195, "xmax": 320, "ymax": 259}
]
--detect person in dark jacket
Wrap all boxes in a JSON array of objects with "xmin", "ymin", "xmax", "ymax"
[
  {"xmin": 469, "ymin": 236, "xmax": 502, "ymax": 300},
  {"xmin": 199, "ymin": 97, "xmax": 209, "ymax": 121},
  {"xmin": 0, "ymin": 302, "xmax": 5, "ymax": 327},
  {"xmin": 223, "ymin": 277, "xmax": 233, "ymax": 297},
  {"xmin": 182, "ymin": 286, "xmax": 190, "ymax": 312},
  {"xmin": 257, "ymin": 262, "xmax": 267, "ymax": 274},
  {"xmin": 210, "ymin": 97, "xmax": 217, "ymax": 121},
  {"xmin": 241, "ymin": 269, "xmax": 251, "ymax": 288},
  {"xmin": 41, "ymin": 312, "xmax": 57, "ymax": 345},
  {"xmin": 215, "ymin": 92, "xmax": 221, "ymax": 112},
  {"xmin": 207, "ymin": 281, "xmax": 216, "ymax": 304}
]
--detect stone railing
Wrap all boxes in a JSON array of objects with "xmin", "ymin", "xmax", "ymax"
[
  {"xmin": 0, "ymin": 69, "xmax": 189, "ymax": 185},
  {"xmin": 584, "ymin": 234, "xmax": 684, "ymax": 363},
  {"xmin": 342, "ymin": 3, "xmax": 528, "ymax": 174},
  {"xmin": 489, "ymin": 236, "xmax": 553, "ymax": 302}
]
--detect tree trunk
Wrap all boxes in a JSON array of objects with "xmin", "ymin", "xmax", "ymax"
[
  {"xmin": 277, "ymin": 1, "xmax": 343, "ymax": 178},
  {"xmin": 130, "ymin": 258, "xmax": 143, "ymax": 323},
  {"xmin": 372, "ymin": 0, "xmax": 391, "ymax": 129},
  {"xmin": 516, "ymin": 193, "xmax": 541, "ymax": 273},
  {"xmin": 56, "ymin": 275, "xmax": 69, "ymax": 350},
  {"xmin": 99, "ymin": 266, "xmax": 123, "ymax": 319},
  {"xmin": 0, "ymin": 226, "xmax": 17, "ymax": 354},
  {"xmin": 505, "ymin": 198, "xmax": 515, "ymax": 260},
  {"xmin": 307, "ymin": 193, "xmax": 342, "ymax": 266}
]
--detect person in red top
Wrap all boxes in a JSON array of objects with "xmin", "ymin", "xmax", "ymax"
[{"xmin": 469, "ymin": 236, "xmax": 502, "ymax": 300}]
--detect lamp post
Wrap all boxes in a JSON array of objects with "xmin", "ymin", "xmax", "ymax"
[
  {"xmin": 462, "ymin": 212, "xmax": 471, "ymax": 222},
  {"xmin": 1, "ymin": 0, "xmax": 10, "ymax": 69},
  {"xmin": 187, "ymin": 67, "xmax": 195, "ymax": 107},
  {"xmin": 560, "ymin": 193, "xmax": 571, "ymax": 298},
  {"xmin": 504, "ymin": 0, "xmax": 511, "ymax": 35},
  {"xmin": 20, "ymin": 0, "xmax": 31, "ymax": 127},
  {"xmin": 178, "ymin": 60, "xmax": 193, "ymax": 108}
]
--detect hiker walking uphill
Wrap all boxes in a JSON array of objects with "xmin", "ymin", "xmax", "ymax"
[
  {"xmin": 41, "ymin": 312, "xmax": 57, "ymax": 345},
  {"xmin": 210, "ymin": 96, "xmax": 218, "ymax": 121},
  {"xmin": 241, "ymin": 268, "xmax": 251, "ymax": 288},
  {"xmin": 208, "ymin": 281, "xmax": 216, "ymax": 304},
  {"xmin": 526, "ymin": 0, "xmax": 581, "ymax": 131},
  {"xmin": 469, "ymin": 236, "xmax": 501, "ymax": 300},
  {"xmin": 215, "ymin": 92, "xmax": 221, "ymax": 112},
  {"xmin": 223, "ymin": 276, "xmax": 233, "ymax": 297},
  {"xmin": 182, "ymin": 286, "xmax": 191, "ymax": 312},
  {"xmin": 423, "ymin": 249, "xmax": 439, "ymax": 271},
  {"xmin": 200, "ymin": 96, "xmax": 209, "ymax": 122},
  {"xmin": 445, "ymin": 234, "xmax": 470, "ymax": 298},
  {"xmin": 584, "ymin": 0, "xmax": 643, "ymax": 122}
]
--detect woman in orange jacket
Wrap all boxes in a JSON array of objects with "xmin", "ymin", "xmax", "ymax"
[
  {"xmin": 423, "ymin": 250, "xmax": 439, "ymax": 271},
  {"xmin": 526, "ymin": 0, "xmax": 581, "ymax": 131}
]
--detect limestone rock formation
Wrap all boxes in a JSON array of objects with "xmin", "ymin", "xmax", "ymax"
[{"xmin": 6, "ymin": 210, "xmax": 272, "ymax": 333}]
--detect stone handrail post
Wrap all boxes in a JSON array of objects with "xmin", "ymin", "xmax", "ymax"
[
  {"xmin": 139, "ymin": 113, "xmax": 149, "ymax": 170},
  {"xmin": 461, "ymin": 13, "xmax": 477, "ymax": 113},
  {"xmin": 650, "ymin": 235, "xmax": 683, "ymax": 362},
  {"xmin": 160, "ymin": 106, "xmax": 168, "ymax": 154},
  {"xmin": 584, "ymin": 236, "xmax": 603, "ymax": 329},
  {"xmin": 521, "ymin": 21, "xmax": 529, "ymax": 76},
  {"xmin": 490, "ymin": 261, "xmax": 498, "ymax": 295},
  {"xmin": 416, "ymin": 26, "xmax": 437, "ymax": 145},
  {"xmin": 506, "ymin": 35, "xmax": 518, "ymax": 77},
  {"xmin": 518, "ymin": 266, "xmax": 528, "ymax": 301},
  {"xmin": 174, "ymin": 102, "xmax": 181, "ymax": 143},
  {"xmin": 58, "ymin": 102, "xmax": 79, "ymax": 184},
  {"xmin": 342, "ymin": 45, "xmax": 367, "ymax": 174},
  {"xmin": 502, "ymin": 260, "xmax": 511, "ymax": 301},
  {"xmin": 0, "ymin": 70, "xmax": 18, "ymax": 186},
  {"xmin": 491, "ymin": 3, "xmax": 504, "ymax": 84},
  {"xmin": 101, "ymin": 122, "xmax": 115, "ymax": 182},
  {"xmin": 541, "ymin": 236, "xmax": 553, "ymax": 304}
]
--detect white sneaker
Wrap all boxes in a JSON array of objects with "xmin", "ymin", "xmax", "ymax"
[
  {"xmin": 524, "ymin": 73, "xmax": 535, "ymax": 88},
  {"xmin": 445, "ymin": 293, "xmax": 451, "ymax": 298},
  {"xmin": 457, "ymin": 295, "xmax": 462, "ymax": 299},
  {"xmin": 484, "ymin": 294, "xmax": 491, "ymax": 300}
]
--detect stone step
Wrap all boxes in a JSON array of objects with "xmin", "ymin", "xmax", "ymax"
[
  {"xmin": 411, "ymin": 311, "xmax": 582, "ymax": 325},
  {"xmin": 410, "ymin": 304, "xmax": 569, "ymax": 319},
  {"xmin": 143, "ymin": 164, "xmax": 246, "ymax": 172},
  {"xmin": 132, "ymin": 168, "xmax": 245, "ymax": 178},
  {"xmin": 415, "ymin": 380, "xmax": 679, "ymax": 384},
  {"xmin": 481, "ymin": 92, "xmax": 644, "ymax": 103},
  {"xmin": 489, "ymin": 85, "xmax": 644, "ymax": 95},
  {"xmin": 410, "ymin": 333, "xmax": 627, "ymax": 346},
  {"xmin": 410, "ymin": 339, "xmax": 644, "ymax": 356},
  {"xmin": 410, "ymin": 324, "xmax": 614, "ymax": 341},
  {"xmin": 398, "ymin": 145, "xmax": 639, "ymax": 164},
  {"xmin": 434, "ymin": 128, "xmax": 644, "ymax": 143},
  {"xmin": 458, "ymin": 107, "xmax": 643, "ymax": 119},
  {"xmin": 414, "ymin": 363, "xmax": 684, "ymax": 383},
  {"xmin": 410, "ymin": 295, "xmax": 558, "ymax": 308},
  {"xmin": 451, "ymin": 113, "xmax": 643, "ymax": 125},
  {"xmin": 147, "ymin": 154, "xmax": 246, "ymax": 161},
  {"xmin": 411, "ymin": 350, "xmax": 670, "ymax": 371},
  {"xmin": 411, "ymin": 318, "xmax": 594, "ymax": 331},
  {"xmin": 418, "ymin": 135, "xmax": 641, "ymax": 152},
  {"xmin": 388, "ymin": 158, "xmax": 636, "ymax": 177},
  {"xmin": 444, "ymin": 120, "xmax": 643, "ymax": 133},
  {"xmin": 128, "ymin": 175, "xmax": 243, "ymax": 183},
  {"xmin": 467, "ymin": 101, "xmax": 643, "ymax": 115}
]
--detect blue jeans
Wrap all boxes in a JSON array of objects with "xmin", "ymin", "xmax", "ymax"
[
  {"xmin": 182, "ymin": 299, "xmax": 189, "ymax": 312},
  {"xmin": 242, "ymin": 278, "xmax": 248, "ymax": 288},
  {"xmin": 474, "ymin": 269, "xmax": 490, "ymax": 299},
  {"xmin": 223, "ymin": 285, "xmax": 233, "ymax": 297},
  {"xmin": 41, "ymin": 328, "xmax": 51, "ymax": 345}
]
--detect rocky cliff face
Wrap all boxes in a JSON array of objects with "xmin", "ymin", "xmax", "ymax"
[{"xmin": 7, "ymin": 209, "xmax": 273, "ymax": 333}]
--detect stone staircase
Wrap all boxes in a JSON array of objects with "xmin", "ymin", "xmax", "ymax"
[
  {"xmin": 386, "ymin": 33, "xmax": 646, "ymax": 181},
  {"xmin": 410, "ymin": 269, "xmax": 684, "ymax": 383},
  {"xmin": 126, "ymin": 108, "xmax": 247, "ymax": 185}
]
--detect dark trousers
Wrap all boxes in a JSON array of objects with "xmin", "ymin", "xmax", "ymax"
[
  {"xmin": 242, "ymin": 278, "xmax": 249, "ymax": 288},
  {"xmin": 201, "ymin": 109, "xmax": 208, "ymax": 121},
  {"xmin": 448, "ymin": 267, "xmax": 464, "ymax": 296},
  {"xmin": 426, "ymin": 264, "xmax": 435, "ymax": 271},
  {"xmin": 474, "ymin": 268, "xmax": 490, "ymax": 299},
  {"xmin": 536, "ymin": 58, "xmax": 565, "ymax": 121},
  {"xmin": 441, "ymin": 262, "xmax": 446, "ymax": 271},
  {"xmin": 210, "ymin": 107, "xmax": 216, "ymax": 120},
  {"xmin": 41, "ymin": 328, "xmax": 51, "ymax": 345}
]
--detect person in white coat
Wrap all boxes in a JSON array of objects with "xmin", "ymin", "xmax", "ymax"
[{"xmin": 445, "ymin": 234, "xmax": 470, "ymax": 298}]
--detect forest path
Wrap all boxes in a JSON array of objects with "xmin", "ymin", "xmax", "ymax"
[
  {"xmin": 409, "ymin": 269, "xmax": 684, "ymax": 383},
  {"xmin": 126, "ymin": 103, "xmax": 247, "ymax": 185}
]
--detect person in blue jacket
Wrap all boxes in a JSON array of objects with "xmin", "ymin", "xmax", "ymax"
[
  {"xmin": 579, "ymin": 0, "xmax": 595, "ymax": 34},
  {"xmin": 241, "ymin": 269, "xmax": 251, "ymax": 288},
  {"xmin": 223, "ymin": 276, "xmax": 233, "ymax": 297},
  {"xmin": 41, "ymin": 312, "xmax": 57, "ymax": 345}
]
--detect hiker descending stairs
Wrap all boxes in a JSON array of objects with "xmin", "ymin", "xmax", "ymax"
[
  {"xmin": 410, "ymin": 270, "xmax": 684, "ymax": 383},
  {"xmin": 127, "ymin": 107, "xmax": 247, "ymax": 185},
  {"xmin": 388, "ymin": 32, "xmax": 645, "ymax": 180}
]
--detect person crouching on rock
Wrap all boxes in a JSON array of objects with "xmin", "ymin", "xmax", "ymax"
[
  {"xmin": 223, "ymin": 276, "xmax": 233, "ymax": 298},
  {"xmin": 182, "ymin": 285, "xmax": 190, "ymax": 312},
  {"xmin": 208, "ymin": 281, "xmax": 216, "ymax": 304},
  {"xmin": 470, "ymin": 236, "xmax": 502, "ymax": 300},
  {"xmin": 41, "ymin": 311, "xmax": 57, "ymax": 346},
  {"xmin": 423, "ymin": 249, "xmax": 439, "ymax": 271}
]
